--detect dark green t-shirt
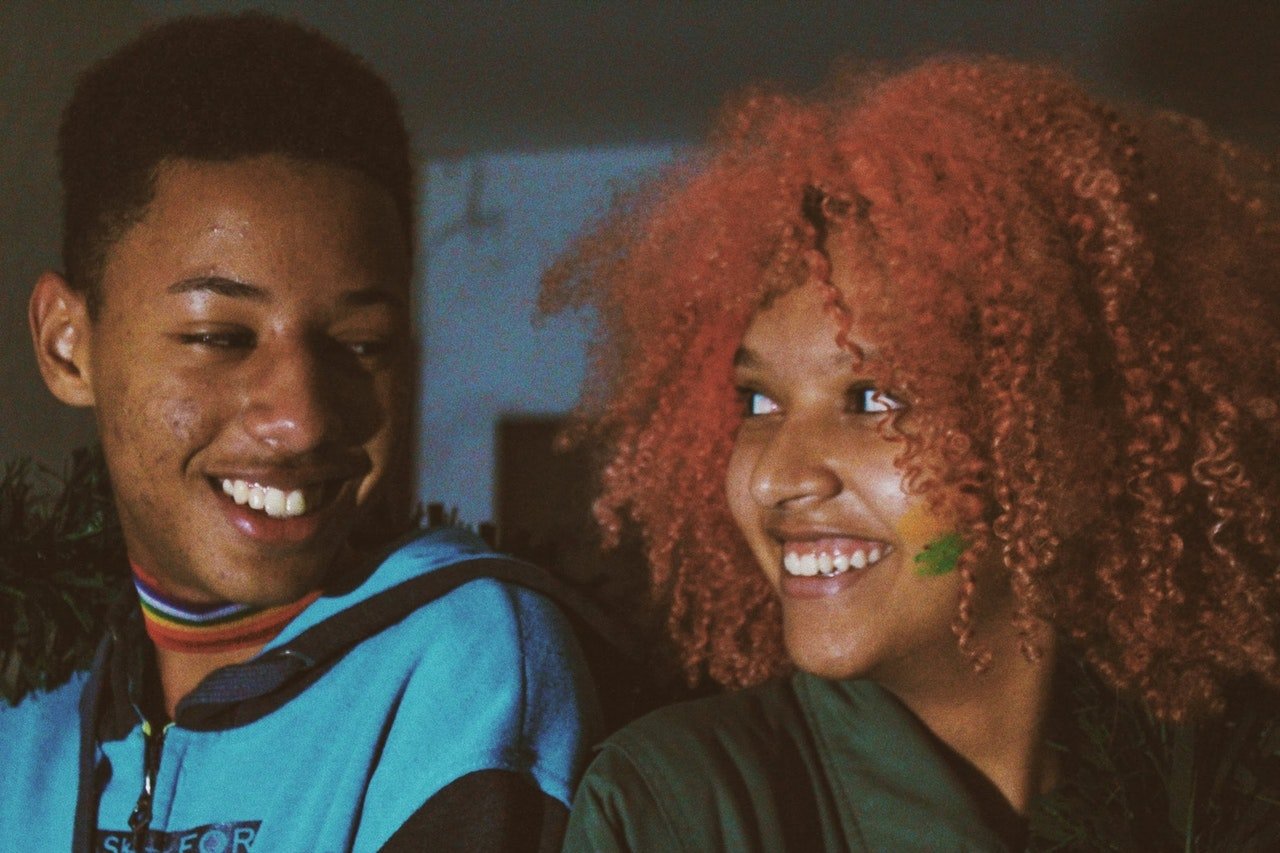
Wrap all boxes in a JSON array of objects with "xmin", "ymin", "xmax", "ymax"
[{"xmin": 565, "ymin": 673, "xmax": 1013, "ymax": 852}]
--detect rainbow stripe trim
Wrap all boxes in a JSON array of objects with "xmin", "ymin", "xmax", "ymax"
[{"xmin": 132, "ymin": 562, "xmax": 321, "ymax": 654}]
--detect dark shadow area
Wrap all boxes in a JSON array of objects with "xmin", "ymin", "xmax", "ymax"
[
  {"xmin": 496, "ymin": 416, "xmax": 700, "ymax": 720},
  {"xmin": 1106, "ymin": 0, "xmax": 1280, "ymax": 147}
]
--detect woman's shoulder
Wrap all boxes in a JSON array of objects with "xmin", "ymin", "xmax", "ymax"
[
  {"xmin": 603, "ymin": 674, "xmax": 811, "ymax": 764},
  {"xmin": 565, "ymin": 676, "xmax": 826, "ymax": 852},
  {"xmin": 598, "ymin": 673, "xmax": 911, "ymax": 773},
  {"xmin": 566, "ymin": 675, "xmax": 1011, "ymax": 852}
]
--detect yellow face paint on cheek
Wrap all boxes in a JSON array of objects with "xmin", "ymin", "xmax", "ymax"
[{"xmin": 896, "ymin": 501, "xmax": 950, "ymax": 544}]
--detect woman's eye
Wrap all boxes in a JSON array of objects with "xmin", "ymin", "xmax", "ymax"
[
  {"xmin": 177, "ymin": 330, "xmax": 255, "ymax": 349},
  {"xmin": 738, "ymin": 390, "xmax": 780, "ymax": 417},
  {"xmin": 850, "ymin": 387, "xmax": 903, "ymax": 414}
]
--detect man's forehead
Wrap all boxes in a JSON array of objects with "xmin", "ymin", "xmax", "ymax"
[
  {"xmin": 141, "ymin": 156, "xmax": 406, "ymax": 244},
  {"xmin": 92, "ymin": 155, "xmax": 412, "ymax": 312}
]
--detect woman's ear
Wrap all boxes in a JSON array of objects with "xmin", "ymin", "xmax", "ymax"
[{"xmin": 29, "ymin": 271, "xmax": 95, "ymax": 407}]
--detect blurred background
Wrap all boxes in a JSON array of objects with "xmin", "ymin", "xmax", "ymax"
[{"xmin": 3, "ymin": 1, "xmax": 1278, "ymax": 554}]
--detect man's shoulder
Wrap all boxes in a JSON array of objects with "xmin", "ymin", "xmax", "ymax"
[
  {"xmin": 275, "ymin": 526, "xmax": 575, "ymax": 649},
  {"xmin": 370, "ymin": 527, "xmax": 579, "ymax": 652},
  {"xmin": 0, "ymin": 669, "xmax": 88, "ymax": 757},
  {"xmin": 0, "ymin": 669, "xmax": 89, "ymax": 720},
  {"xmin": 341, "ymin": 532, "xmax": 597, "ymax": 814},
  {"xmin": 330, "ymin": 526, "xmax": 589, "ymax": 716},
  {"xmin": 0, "ymin": 671, "xmax": 86, "ymax": 839}
]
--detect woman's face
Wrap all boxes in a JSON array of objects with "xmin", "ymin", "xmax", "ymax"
[{"xmin": 725, "ymin": 261, "xmax": 987, "ymax": 690}]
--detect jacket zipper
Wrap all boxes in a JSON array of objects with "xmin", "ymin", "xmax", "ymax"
[{"xmin": 128, "ymin": 718, "xmax": 169, "ymax": 851}]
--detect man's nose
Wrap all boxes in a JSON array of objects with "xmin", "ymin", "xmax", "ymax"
[{"xmin": 239, "ymin": 339, "xmax": 347, "ymax": 455}]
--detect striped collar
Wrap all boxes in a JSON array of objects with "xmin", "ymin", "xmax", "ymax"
[{"xmin": 131, "ymin": 562, "xmax": 319, "ymax": 654}]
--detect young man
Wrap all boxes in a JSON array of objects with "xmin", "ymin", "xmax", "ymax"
[{"xmin": 5, "ymin": 13, "xmax": 596, "ymax": 852}]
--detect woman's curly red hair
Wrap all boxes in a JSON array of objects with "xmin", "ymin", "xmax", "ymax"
[{"xmin": 541, "ymin": 56, "xmax": 1280, "ymax": 722}]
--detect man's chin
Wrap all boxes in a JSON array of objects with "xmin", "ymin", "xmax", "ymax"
[{"xmin": 201, "ymin": 562, "xmax": 334, "ymax": 608}]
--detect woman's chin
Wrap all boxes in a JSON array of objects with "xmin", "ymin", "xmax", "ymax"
[{"xmin": 783, "ymin": 627, "xmax": 868, "ymax": 681}]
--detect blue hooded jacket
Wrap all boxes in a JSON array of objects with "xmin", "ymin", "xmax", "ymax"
[{"xmin": 0, "ymin": 527, "xmax": 598, "ymax": 852}]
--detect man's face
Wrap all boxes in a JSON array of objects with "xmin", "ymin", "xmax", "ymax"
[{"xmin": 82, "ymin": 154, "xmax": 411, "ymax": 605}]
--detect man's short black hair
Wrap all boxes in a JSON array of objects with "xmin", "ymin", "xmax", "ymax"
[{"xmin": 59, "ymin": 11, "xmax": 414, "ymax": 315}]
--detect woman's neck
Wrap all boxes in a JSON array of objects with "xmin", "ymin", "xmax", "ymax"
[{"xmin": 887, "ymin": 629, "xmax": 1058, "ymax": 814}]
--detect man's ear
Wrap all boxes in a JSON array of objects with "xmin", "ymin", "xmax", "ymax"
[{"xmin": 29, "ymin": 271, "xmax": 95, "ymax": 407}]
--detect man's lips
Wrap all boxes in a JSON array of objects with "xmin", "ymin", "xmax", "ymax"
[
  {"xmin": 206, "ymin": 470, "xmax": 357, "ymax": 520},
  {"xmin": 207, "ymin": 473, "xmax": 357, "ymax": 546}
]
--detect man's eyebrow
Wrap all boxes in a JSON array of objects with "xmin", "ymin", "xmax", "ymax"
[
  {"xmin": 165, "ymin": 278, "xmax": 406, "ymax": 310},
  {"xmin": 167, "ymin": 276, "xmax": 267, "ymax": 301}
]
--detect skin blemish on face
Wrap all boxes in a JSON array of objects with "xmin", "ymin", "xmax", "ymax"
[{"xmin": 164, "ymin": 398, "xmax": 202, "ymax": 442}]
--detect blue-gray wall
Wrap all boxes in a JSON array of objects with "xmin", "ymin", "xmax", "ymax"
[{"xmin": 419, "ymin": 145, "xmax": 675, "ymax": 522}]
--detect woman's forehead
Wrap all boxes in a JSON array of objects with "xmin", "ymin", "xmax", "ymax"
[{"xmin": 739, "ymin": 281, "xmax": 880, "ymax": 369}]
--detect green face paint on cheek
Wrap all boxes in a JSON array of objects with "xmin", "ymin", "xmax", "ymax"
[{"xmin": 913, "ymin": 532, "xmax": 966, "ymax": 576}]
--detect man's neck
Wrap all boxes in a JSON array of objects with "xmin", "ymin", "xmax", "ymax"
[
  {"xmin": 130, "ymin": 561, "xmax": 322, "ymax": 719},
  {"xmin": 154, "ymin": 644, "xmax": 263, "ymax": 720}
]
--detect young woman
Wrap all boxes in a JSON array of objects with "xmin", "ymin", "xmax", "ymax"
[{"xmin": 544, "ymin": 57, "xmax": 1280, "ymax": 850}]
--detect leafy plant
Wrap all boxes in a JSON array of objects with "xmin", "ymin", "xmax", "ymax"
[
  {"xmin": 0, "ymin": 446, "xmax": 128, "ymax": 704},
  {"xmin": 1028, "ymin": 656, "xmax": 1280, "ymax": 851}
]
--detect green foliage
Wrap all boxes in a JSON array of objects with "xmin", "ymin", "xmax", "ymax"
[
  {"xmin": 1028, "ymin": 656, "xmax": 1280, "ymax": 851},
  {"xmin": 0, "ymin": 447, "xmax": 129, "ymax": 705}
]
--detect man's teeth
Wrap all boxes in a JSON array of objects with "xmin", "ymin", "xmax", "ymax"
[
  {"xmin": 221, "ymin": 479, "xmax": 307, "ymax": 518},
  {"xmin": 783, "ymin": 545, "xmax": 887, "ymax": 577}
]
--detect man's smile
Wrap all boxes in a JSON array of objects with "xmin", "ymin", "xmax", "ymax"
[
  {"xmin": 208, "ymin": 468, "xmax": 357, "ymax": 524},
  {"xmin": 220, "ymin": 478, "xmax": 309, "ymax": 518}
]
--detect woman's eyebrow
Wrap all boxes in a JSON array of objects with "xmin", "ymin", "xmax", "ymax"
[
  {"xmin": 732, "ymin": 346, "xmax": 762, "ymax": 368},
  {"xmin": 732, "ymin": 346, "xmax": 862, "ymax": 370}
]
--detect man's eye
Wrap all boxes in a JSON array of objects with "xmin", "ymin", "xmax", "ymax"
[
  {"xmin": 850, "ymin": 386, "xmax": 903, "ymax": 414},
  {"xmin": 737, "ymin": 389, "xmax": 780, "ymax": 417},
  {"xmin": 177, "ymin": 331, "xmax": 255, "ymax": 349},
  {"xmin": 345, "ymin": 339, "xmax": 389, "ymax": 358}
]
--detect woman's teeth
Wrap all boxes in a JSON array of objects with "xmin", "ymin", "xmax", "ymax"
[
  {"xmin": 783, "ymin": 543, "xmax": 889, "ymax": 577},
  {"xmin": 221, "ymin": 479, "xmax": 307, "ymax": 519}
]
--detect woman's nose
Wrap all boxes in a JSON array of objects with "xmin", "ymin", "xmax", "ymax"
[{"xmin": 748, "ymin": 416, "xmax": 843, "ymax": 509}]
